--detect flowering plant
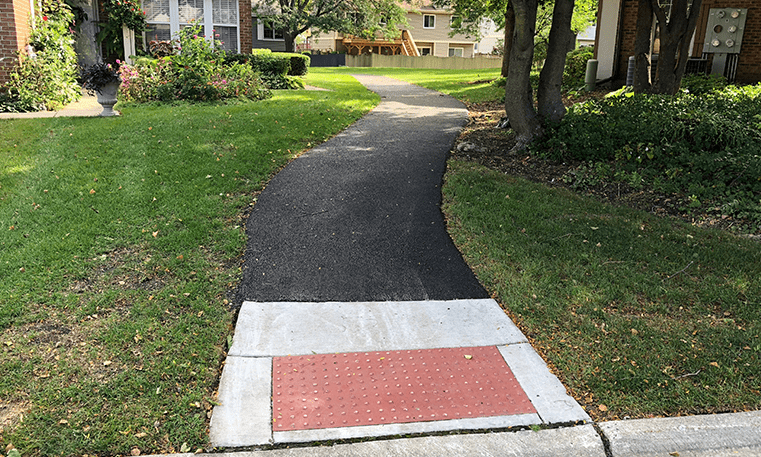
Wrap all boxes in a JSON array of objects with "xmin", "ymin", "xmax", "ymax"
[
  {"xmin": 96, "ymin": 0, "xmax": 146, "ymax": 58},
  {"xmin": 101, "ymin": 0, "xmax": 146, "ymax": 32},
  {"xmin": 79, "ymin": 62, "xmax": 121, "ymax": 94}
]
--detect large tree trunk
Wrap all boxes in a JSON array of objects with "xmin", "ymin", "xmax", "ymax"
[
  {"xmin": 633, "ymin": 0, "xmax": 653, "ymax": 93},
  {"xmin": 504, "ymin": 0, "xmax": 541, "ymax": 150},
  {"xmin": 501, "ymin": 2, "xmax": 515, "ymax": 78},
  {"xmin": 638, "ymin": 0, "xmax": 704, "ymax": 95},
  {"xmin": 536, "ymin": 0, "xmax": 576, "ymax": 124}
]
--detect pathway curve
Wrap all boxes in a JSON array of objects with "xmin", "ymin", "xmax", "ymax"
[{"xmin": 237, "ymin": 75, "xmax": 487, "ymax": 302}]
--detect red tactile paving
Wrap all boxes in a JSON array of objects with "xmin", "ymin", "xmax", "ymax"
[{"xmin": 272, "ymin": 346, "xmax": 536, "ymax": 431}]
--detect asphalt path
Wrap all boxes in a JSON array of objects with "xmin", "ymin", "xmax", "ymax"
[{"xmin": 237, "ymin": 75, "xmax": 487, "ymax": 302}]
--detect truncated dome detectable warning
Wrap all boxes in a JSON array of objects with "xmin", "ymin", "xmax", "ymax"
[{"xmin": 272, "ymin": 346, "xmax": 536, "ymax": 431}]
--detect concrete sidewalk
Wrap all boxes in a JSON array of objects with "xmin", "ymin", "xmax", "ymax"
[{"xmin": 0, "ymin": 93, "xmax": 102, "ymax": 119}]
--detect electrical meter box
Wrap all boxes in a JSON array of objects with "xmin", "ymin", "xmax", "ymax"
[{"xmin": 703, "ymin": 8, "xmax": 748, "ymax": 54}]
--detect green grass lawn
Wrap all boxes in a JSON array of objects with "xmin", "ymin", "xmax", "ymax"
[
  {"xmin": 319, "ymin": 66, "xmax": 504, "ymax": 103},
  {"xmin": 442, "ymin": 156, "xmax": 761, "ymax": 420},
  {"xmin": 0, "ymin": 71, "xmax": 377, "ymax": 456}
]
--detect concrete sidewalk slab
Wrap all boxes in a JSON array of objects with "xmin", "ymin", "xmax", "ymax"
[
  {"xmin": 228, "ymin": 299, "xmax": 527, "ymax": 357},
  {"xmin": 211, "ymin": 299, "xmax": 589, "ymax": 448},
  {"xmin": 600, "ymin": 411, "xmax": 761, "ymax": 457},
  {"xmin": 157, "ymin": 424, "xmax": 607, "ymax": 457}
]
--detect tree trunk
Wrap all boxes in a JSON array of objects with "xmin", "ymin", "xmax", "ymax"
[
  {"xmin": 284, "ymin": 30, "xmax": 296, "ymax": 52},
  {"xmin": 504, "ymin": 0, "xmax": 541, "ymax": 150},
  {"xmin": 501, "ymin": 2, "xmax": 515, "ymax": 78},
  {"xmin": 649, "ymin": 0, "xmax": 704, "ymax": 95},
  {"xmin": 632, "ymin": 0, "xmax": 653, "ymax": 93},
  {"xmin": 536, "ymin": 0, "xmax": 575, "ymax": 124}
]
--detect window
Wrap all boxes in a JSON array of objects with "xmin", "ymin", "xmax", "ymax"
[
  {"xmin": 259, "ymin": 18, "xmax": 284, "ymax": 40},
  {"xmin": 448, "ymin": 47, "xmax": 463, "ymax": 57},
  {"xmin": 420, "ymin": 47, "xmax": 431, "ymax": 56},
  {"xmin": 450, "ymin": 16, "xmax": 460, "ymax": 27},
  {"xmin": 143, "ymin": 0, "xmax": 239, "ymax": 52},
  {"xmin": 423, "ymin": 15, "xmax": 435, "ymax": 29}
]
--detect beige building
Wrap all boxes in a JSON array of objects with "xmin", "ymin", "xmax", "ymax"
[{"xmin": 307, "ymin": 4, "xmax": 482, "ymax": 58}]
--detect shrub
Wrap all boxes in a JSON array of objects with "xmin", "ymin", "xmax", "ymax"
[
  {"xmin": 681, "ymin": 73, "xmax": 727, "ymax": 96},
  {"xmin": 0, "ymin": 0, "xmax": 80, "ymax": 112},
  {"xmin": 119, "ymin": 25, "xmax": 271, "ymax": 102},
  {"xmin": 225, "ymin": 52, "xmax": 304, "ymax": 89},
  {"xmin": 563, "ymin": 46, "xmax": 594, "ymax": 91},
  {"xmin": 282, "ymin": 52, "xmax": 310, "ymax": 76},
  {"xmin": 535, "ymin": 85, "xmax": 761, "ymax": 221}
]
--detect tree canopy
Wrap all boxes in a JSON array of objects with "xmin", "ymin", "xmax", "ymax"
[{"xmin": 253, "ymin": 0, "xmax": 409, "ymax": 52}]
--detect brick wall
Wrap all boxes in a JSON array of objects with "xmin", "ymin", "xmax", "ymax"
[
  {"xmin": 0, "ymin": 0, "xmax": 32, "ymax": 88},
  {"xmin": 239, "ymin": 0, "xmax": 252, "ymax": 53},
  {"xmin": 613, "ymin": 0, "xmax": 760, "ymax": 84}
]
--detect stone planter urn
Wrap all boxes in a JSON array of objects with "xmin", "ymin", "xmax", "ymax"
[{"xmin": 96, "ymin": 81, "xmax": 120, "ymax": 117}]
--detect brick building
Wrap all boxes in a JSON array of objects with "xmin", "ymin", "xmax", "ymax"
[
  {"xmin": 0, "ymin": 0, "xmax": 34, "ymax": 87},
  {"xmin": 0, "ymin": 0, "xmax": 253, "ymax": 88},
  {"xmin": 595, "ymin": 0, "xmax": 760, "ymax": 84}
]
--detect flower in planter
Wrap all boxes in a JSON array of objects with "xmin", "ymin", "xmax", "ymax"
[{"xmin": 79, "ymin": 62, "xmax": 121, "ymax": 94}]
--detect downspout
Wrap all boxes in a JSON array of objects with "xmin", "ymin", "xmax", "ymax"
[
  {"xmin": 612, "ymin": 0, "xmax": 625, "ymax": 81},
  {"xmin": 30, "ymin": 0, "xmax": 36, "ymax": 29}
]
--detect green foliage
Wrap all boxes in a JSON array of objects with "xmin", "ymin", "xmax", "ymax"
[
  {"xmin": 225, "ymin": 52, "xmax": 305, "ymax": 89},
  {"xmin": 97, "ymin": 0, "xmax": 146, "ymax": 58},
  {"xmin": 285, "ymin": 53, "xmax": 310, "ymax": 76},
  {"xmin": 79, "ymin": 62, "xmax": 120, "ymax": 94},
  {"xmin": 563, "ymin": 46, "xmax": 594, "ymax": 91},
  {"xmin": 681, "ymin": 73, "xmax": 728, "ymax": 96},
  {"xmin": 0, "ymin": 0, "xmax": 80, "ymax": 112},
  {"xmin": 536, "ymin": 85, "xmax": 761, "ymax": 223},
  {"xmin": 119, "ymin": 24, "xmax": 272, "ymax": 102}
]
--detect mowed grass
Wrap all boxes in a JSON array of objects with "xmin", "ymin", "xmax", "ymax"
[
  {"xmin": 442, "ymin": 161, "xmax": 761, "ymax": 419},
  {"xmin": 0, "ymin": 72, "xmax": 377, "ymax": 456},
  {"xmin": 318, "ymin": 66, "xmax": 504, "ymax": 103}
]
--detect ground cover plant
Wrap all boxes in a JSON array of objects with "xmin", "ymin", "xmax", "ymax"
[
  {"xmin": 0, "ymin": 72, "xmax": 377, "ymax": 456},
  {"xmin": 538, "ymin": 85, "xmax": 761, "ymax": 230}
]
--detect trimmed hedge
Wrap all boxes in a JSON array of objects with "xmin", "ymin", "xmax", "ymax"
[{"xmin": 225, "ymin": 52, "xmax": 306, "ymax": 89}]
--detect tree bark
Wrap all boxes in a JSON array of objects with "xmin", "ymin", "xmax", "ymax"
[
  {"xmin": 501, "ymin": 1, "xmax": 515, "ymax": 78},
  {"xmin": 649, "ymin": 0, "xmax": 704, "ymax": 95},
  {"xmin": 284, "ymin": 31, "xmax": 296, "ymax": 52},
  {"xmin": 536, "ymin": 0, "xmax": 576, "ymax": 124},
  {"xmin": 632, "ymin": 0, "xmax": 653, "ymax": 93},
  {"xmin": 504, "ymin": 0, "xmax": 541, "ymax": 150}
]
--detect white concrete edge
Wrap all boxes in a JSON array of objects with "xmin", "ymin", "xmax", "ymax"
[
  {"xmin": 148, "ymin": 424, "xmax": 606, "ymax": 457},
  {"xmin": 599, "ymin": 411, "xmax": 761, "ymax": 457},
  {"xmin": 273, "ymin": 412, "xmax": 541, "ymax": 443},
  {"xmin": 229, "ymin": 299, "xmax": 528, "ymax": 358},
  {"xmin": 210, "ymin": 356, "xmax": 274, "ymax": 447},
  {"xmin": 498, "ymin": 343, "xmax": 591, "ymax": 425}
]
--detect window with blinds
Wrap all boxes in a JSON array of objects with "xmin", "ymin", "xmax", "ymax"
[{"xmin": 141, "ymin": 0, "xmax": 240, "ymax": 51}]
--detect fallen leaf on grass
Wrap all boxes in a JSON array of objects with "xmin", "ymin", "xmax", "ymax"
[
  {"xmin": 598, "ymin": 404, "xmax": 608, "ymax": 412},
  {"xmin": 709, "ymin": 362, "xmax": 719, "ymax": 368}
]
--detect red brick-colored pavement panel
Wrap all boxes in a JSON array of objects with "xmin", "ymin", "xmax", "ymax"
[{"xmin": 272, "ymin": 346, "xmax": 536, "ymax": 431}]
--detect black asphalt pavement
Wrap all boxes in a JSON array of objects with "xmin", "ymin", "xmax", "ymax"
[{"xmin": 237, "ymin": 75, "xmax": 488, "ymax": 302}]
